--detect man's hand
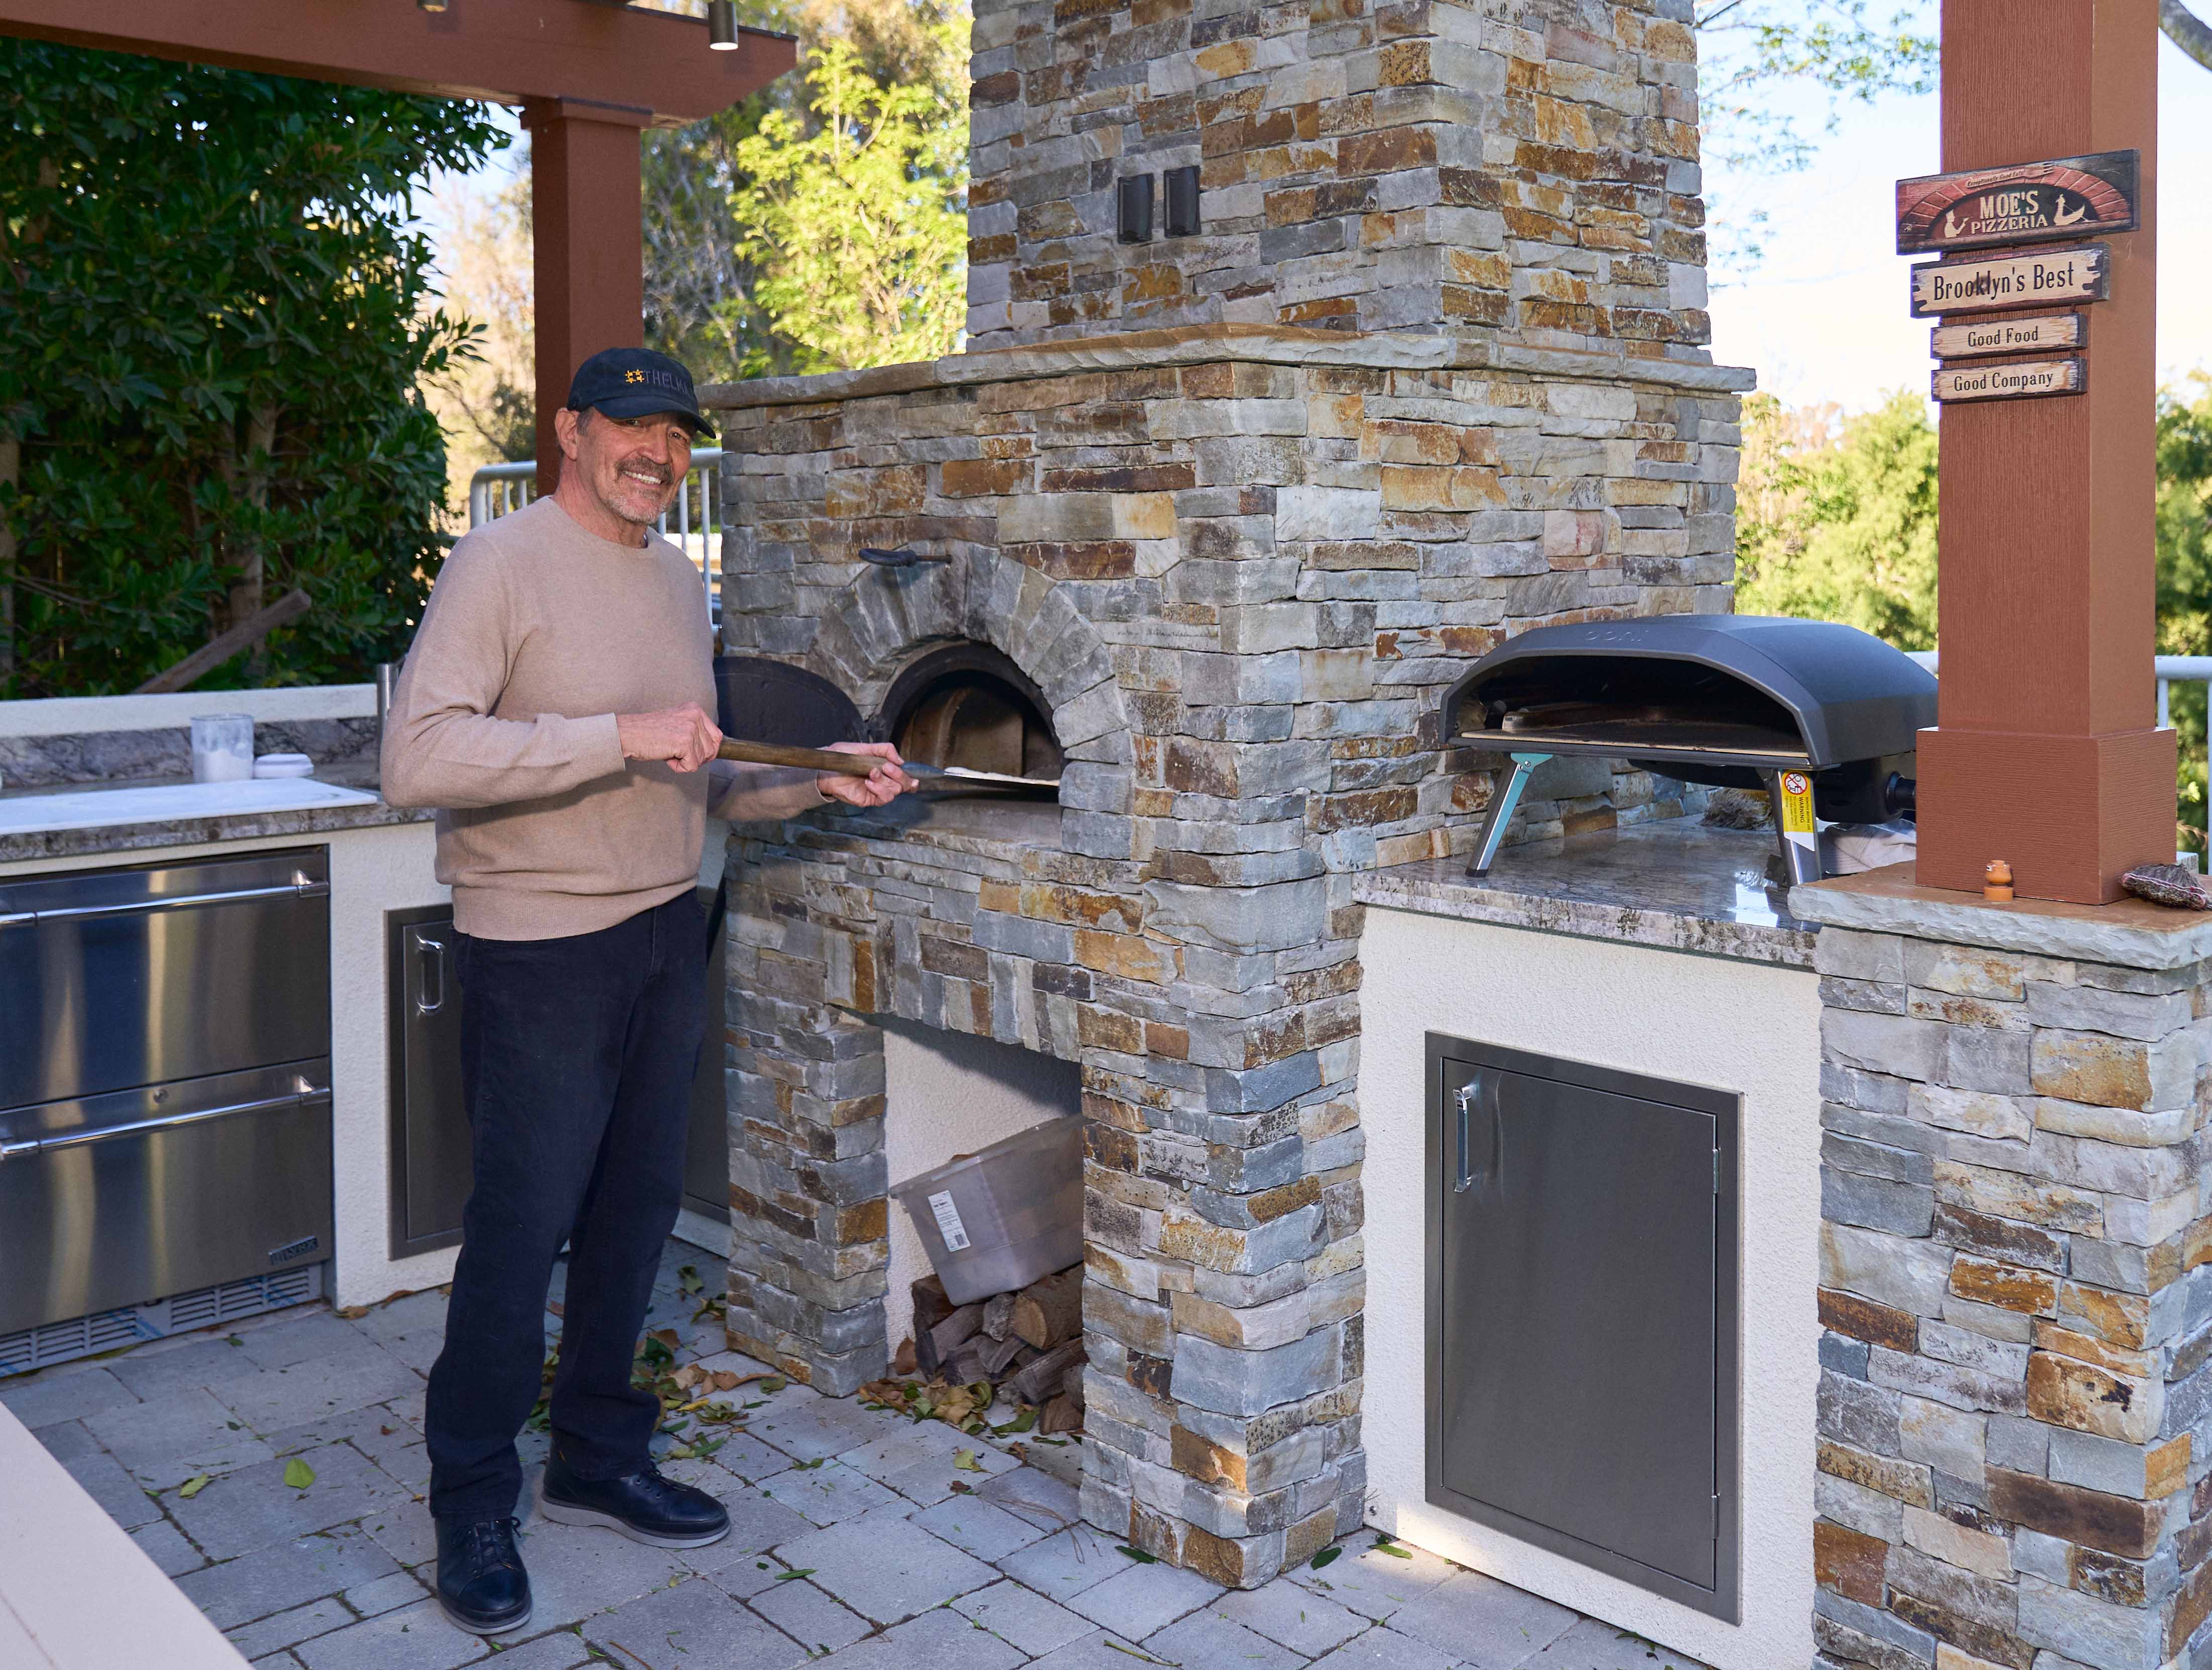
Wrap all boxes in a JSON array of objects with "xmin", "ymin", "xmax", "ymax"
[
  {"xmin": 617, "ymin": 704, "xmax": 722, "ymax": 773},
  {"xmin": 818, "ymin": 741, "xmax": 915, "ymax": 807}
]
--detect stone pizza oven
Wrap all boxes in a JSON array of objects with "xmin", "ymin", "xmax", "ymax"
[{"xmin": 703, "ymin": 0, "xmax": 1751, "ymax": 1589}]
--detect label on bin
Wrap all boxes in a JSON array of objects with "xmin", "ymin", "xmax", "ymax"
[{"xmin": 927, "ymin": 1191, "xmax": 971, "ymax": 1251}]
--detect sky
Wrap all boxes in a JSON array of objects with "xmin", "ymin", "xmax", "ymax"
[{"xmin": 1705, "ymin": 31, "xmax": 2212, "ymax": 414}]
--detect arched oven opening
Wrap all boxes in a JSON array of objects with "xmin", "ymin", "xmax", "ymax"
[{"xmin": 878, "ymin": 643, "xmax": 1064, "ymax": 794}]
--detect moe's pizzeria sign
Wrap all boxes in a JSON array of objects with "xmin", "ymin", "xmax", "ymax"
[{"xmin": 1896, "ymin": 150, "xmax": 2138, "ymax": 255}]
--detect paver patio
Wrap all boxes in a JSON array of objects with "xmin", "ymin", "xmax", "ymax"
[{"xmin": 1, "ymin": 1237, "xmax": 1713, "ymax": 1670}]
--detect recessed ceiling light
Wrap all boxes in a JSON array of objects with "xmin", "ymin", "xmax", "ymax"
[
  {"xmin": 708, "ymin": 0, "xmax": 739, "ymax": 48},
  {"xmin": 417, "ymin": 0, "xmax": 448, "ymax": 12}
]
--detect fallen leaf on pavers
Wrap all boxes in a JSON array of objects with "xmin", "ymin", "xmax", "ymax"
[
  {"xmin": 649, "ymin": 1328, "xmax": 681, "ymax": 1352},
  {"xmin": 776, "ymin": 1568, "xmax": 815, "ymax": 1581},
  {"xmin": 1116, "ymin": 1545, "xmax": 1158, "ymax": 1564},
  {"xmin": 712, "ymin": 1370, "xmax": 760, "ymax": 1393},
  {"xmin": 177, "ymin": 1475, "xmax": 212, "ymax": 1499},
  {"xmin": 283, "ymin": 1458, "xmax": 316, "ymax": 1491},
  {"xmin": 671, "ymin": 1365, "xmax": 704, "ymax": 1391},
  {"xmin": 336, "ymin": 1305, "xmax": 370, "ymax": 1320},
  {"xmin": 678, "ymin": 1265, "xmax": 705, "ymax": 1295},
  {"xmin": 758, "ymin": 1377, "xmax": 786, "ymax": 1394},
  {"xmin": 1006, "ymin": 1443, "xmax": 1029, "ymax": 1464},
  {"xmin": 1309, "ymin": 1547, "xmax": 1341, "ymax": 1570},
  {"xmin": 1371, "ymin": 1534, "xmax": 1412, "ymax": 1559},
  {"xmin": 949, "ymin": 1481, "xmax": 973, "ymax": 1494},
  {"xmin": 547, "ymin": 1301, "xmax": 565, "ymax": 1319},
  {"xmin": 952, "ymin": 1449, "xmax": 981, "ymax": 1472},
  {"xmin": 1102, "ymin": 1640, "xmax": 1177, "ymax": 1665}
]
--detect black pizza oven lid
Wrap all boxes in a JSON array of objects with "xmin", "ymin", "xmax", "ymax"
[
  {"xmin": 1441, "ymin": 615, "xmax": 1938, "ymax": 769},
  {"xmin": 715, "ymin": 656, "xmax": 865, "ymax": 748}
]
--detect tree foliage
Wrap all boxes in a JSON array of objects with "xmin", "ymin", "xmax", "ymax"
[
  {"xmin": 634, "ymin": 0, "xmax": 970, "ymax": 378},
  {"xmin": 729, "ymin": 22, "xmax": 969, "ymax": 372},
  {"xmin": 2156, "ymin": 376, "xmax": 2212, "ymax": 848},
  {"xmin": 1734, "ymin": 391, "xmax": 1940, "ymax": 648},
  {"xmin": 0, "ymin": 41, "xmax": 505, "ymax": 698}
]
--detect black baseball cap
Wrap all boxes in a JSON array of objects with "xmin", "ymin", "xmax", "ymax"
[{"xmin": 565, "ymin": 347, "xmax": 717, "ymax": 438}]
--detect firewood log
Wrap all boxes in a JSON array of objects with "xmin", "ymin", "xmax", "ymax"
[
  {"xmin": 1039, "ymin": 1394, "xmax": 1083, "ymax": 1434},
  {"xmin": 1008, "ymin": 1339, "xmax": 1086, "ymax": 1406},
  {"xmin": 977, "ymin": 1332, "xmax": 1027, "ymax": 1377},
  {"xmin": 982, "ymin": 1291, "xmax": 1018, "ymax": 1341},
  {"xmin": 912, "ymin": 1274, "xmax": 954, "ymax": 1337},
  {"xmin": 947, "ymin": 1344, "xmax": 989, "ymax": 1385},
  {"xmin": 929, "ymin": 1303, "xmax": 983, "ymax": 1364},
  {"xmin": 893, "ymin": 1337, "xmax": 918, "ymax": 1376},
  {"xmin": 1060, "ymin": 1363, "xmax": 1085, "ymax": 1406},
  {"xmin": 1010, "ymin": 1266, "xmax": 1083, "ymax": 1350}
]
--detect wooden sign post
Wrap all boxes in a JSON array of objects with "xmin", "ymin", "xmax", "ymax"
[{"xmin": 1911, "ymin": 0, "xmax": 2173, "ymax": 903}]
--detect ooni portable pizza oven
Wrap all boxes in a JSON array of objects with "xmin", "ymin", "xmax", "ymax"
[{"xmin": 1439, "ymin": 615, "xmax": 1938, "ymax": 882}]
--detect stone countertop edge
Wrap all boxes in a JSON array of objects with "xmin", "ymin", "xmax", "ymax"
[
  {"xmin": 0, "ymin": 797, "xmax": 429, "ymax": 866},
  {"xmin": 1789, "ymin": 865, "xmax": 2212, "ymax": 970},
  {"xmin": 698, "ymin": 322, "xmax": 1758, "ymax": 411}
]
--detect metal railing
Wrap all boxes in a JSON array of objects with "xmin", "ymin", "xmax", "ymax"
[{"xmin": 467, "ymin": 453, "xmax": 725, "ymax": 621}]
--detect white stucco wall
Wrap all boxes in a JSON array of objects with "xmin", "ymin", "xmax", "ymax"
[
  {"xmin": 1, "ymin": 821, "xmax": 453, "ymax": 1313},
  {"xmin": 881, "ymin": 1022, "xmax": 1081, "ymax": 1351},
  {"xmin": 1356, "ymin": 905, "xmax": 1822, "ymax": 1670}
]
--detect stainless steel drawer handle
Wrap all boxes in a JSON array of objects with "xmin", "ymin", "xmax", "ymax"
[
  {"xmin": 416, "ymin": 934, "xmax": 448, "ymax": 1016},
  {"xmin": 1454, "ymin": 1073, "xmax": 1502, "ymax": 1195},
  {"xmin": 11, "ymin": 878, "xmax": 329, "ymax": 925},
  {"xmin": 25, "ymin": 1084, "xmax": 332, "ymax": 1154}
]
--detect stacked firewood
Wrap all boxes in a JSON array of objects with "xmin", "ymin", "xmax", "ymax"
[{"xmin": 891, "ymin": 1264, "xmax": 1085, "ymax": 1434}]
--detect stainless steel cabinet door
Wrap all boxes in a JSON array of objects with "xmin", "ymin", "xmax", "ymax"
[
  {"xmin": 387, "ymin": 911, "xmax": 472, "ymax": 1257},
  {"xmin": 1427, "ymin": 1037, "xmax": 1738, "ymax": 1619}
]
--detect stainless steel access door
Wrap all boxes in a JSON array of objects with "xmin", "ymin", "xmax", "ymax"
[
  {"xmin": 387, "ymin": 908, "xmax": 472, "ymax": 1258},
  {"xmin": 0, "ymin": 1061, "xmax": 334, "ymax": 1336},
  {"xmin": 1426, "ymin": 1035, "xmax": 1740, "ymax": 1621},
  {"xmin": 0, "ymin": 849, "xmax": 332, "ymax": 1111}
]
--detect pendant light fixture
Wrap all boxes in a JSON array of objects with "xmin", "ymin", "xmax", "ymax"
[
  {"xmin": 416, "ymin": 0, "xmax": 448, "ymax": 12},
  {"xmin": 708, "ymin": 0, "xmax": 740, "ymax": 48}
]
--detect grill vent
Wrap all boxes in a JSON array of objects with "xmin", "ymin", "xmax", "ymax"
[{"xmin": 0, "ymin": 1263, "xmax": 325, "ymax": 1379}]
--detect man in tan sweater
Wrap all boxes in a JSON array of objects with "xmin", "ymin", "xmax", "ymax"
[{"xmin": 382, "ymin": 347, "xmax": 909, "ymax": 1636}]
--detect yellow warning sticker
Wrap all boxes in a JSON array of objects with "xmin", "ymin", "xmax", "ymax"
[{"xmin": 1777, "ymin": 771, "xmax": 1816, "ymax": 835}]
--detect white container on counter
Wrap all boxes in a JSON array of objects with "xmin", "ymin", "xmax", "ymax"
[
  {"xmin": 251, "ymin": 753, "xmax": 315, "ymax": 779},
  {"xmin": 189, "ymin": 714, "xmax": 255, "ymax": 783}
]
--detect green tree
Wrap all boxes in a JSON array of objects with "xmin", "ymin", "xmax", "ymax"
[
  {"xmin": 1734, "ymin": 390, "xmax": 1940, "ymax": 648},
  {"xmin": 726, "ymin": 11, "xmax": 969, "ymax": 372},
  {"xmin": 2156, "ymin": 376, "xmax": 2212, "ymax": 852},
  {"xmin": 0, "ymin": 41, "xmax": 504, "ymax": 698}
]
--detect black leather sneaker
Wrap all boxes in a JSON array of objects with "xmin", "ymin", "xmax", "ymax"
[
  {"xmin": 433, "ymin": 1516, "xmax": 532, "ymax": 1636},
  {"xmin": 539, "ymin": 1451, "xmax": 731, "ymax": 1547}
]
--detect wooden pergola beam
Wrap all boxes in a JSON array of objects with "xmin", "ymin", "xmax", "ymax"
[{"xmin": 0, "ymin": 0, "xmax": 794, "ymax": 127}]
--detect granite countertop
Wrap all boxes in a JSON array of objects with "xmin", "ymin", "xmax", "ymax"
[
  {"xmin": 1356, "ymin": 817, "xmax": 1820, "ymax": 968},
  {"xmin": 0, "ymin": 760, "xmax": 428, "ymax": 867}
]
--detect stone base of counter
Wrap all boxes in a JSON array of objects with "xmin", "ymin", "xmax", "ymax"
[{"xmin": 1792, "ymin": 869, "xmax": 2212, "ymax": 1670}]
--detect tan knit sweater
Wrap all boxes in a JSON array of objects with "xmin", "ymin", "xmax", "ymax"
[{"xmin": 381, "ymin": 498, "xmax": 824, "ymax": 940}]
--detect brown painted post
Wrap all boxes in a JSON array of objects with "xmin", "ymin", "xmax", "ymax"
[
  {"xmin": 1913, "ymin": 0, "xmax": 2174, "ymax": 903},
  {"xmin": 522, "ymin": 98, "xmax": 651, "ymax": 493}
]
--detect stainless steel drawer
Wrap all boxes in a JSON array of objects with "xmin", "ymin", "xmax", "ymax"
[
  {"xmin": 0, "ymin": 849, "xmax": 331, "ymax": 1111},
  {"xmin": 0, "ymin": 1061, "xmax": 334, "ymax": 1336}
]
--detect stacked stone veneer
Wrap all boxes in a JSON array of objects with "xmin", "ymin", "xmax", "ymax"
[
  {"xmin": 1809, "ymin": 908, "xmax": 2212, "ymax": 1670},
  {"xmin": 706, "ymin": 328, "xmax": 1746, "ymax": 1588},
  {"xmin": 969, "ymin": 0, "xmax": 1712, "ymax": 352}
]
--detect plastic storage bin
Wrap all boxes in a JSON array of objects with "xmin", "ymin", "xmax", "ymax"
[{"xmin": 890, "ymin": 1117, "xmax": 1083, "ymax": 1305}]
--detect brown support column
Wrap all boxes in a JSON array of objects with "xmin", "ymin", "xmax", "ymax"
[
  {"xmin": 521, "ymin": 97, "xmax": 651, "ymax": 493},
  {"xmin": 1914, "ymin": 0, "xmax": 2174, "ymax": 903}
]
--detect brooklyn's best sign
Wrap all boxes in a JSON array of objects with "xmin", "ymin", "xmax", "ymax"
[
  {"xmin": 1896, "ymin": 150, "xmax": 2139, "ymax": 255},
  {"xmin": 1909, "ymin": 245, "xmax": 2108, "ymax": 318},
  {"xmin": 1932, "ymin": 357, "xmax": 2085, "ymax": 404}
]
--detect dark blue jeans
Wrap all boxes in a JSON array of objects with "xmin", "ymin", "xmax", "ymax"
[{"xmin": 424, "ymin": 891, "xmax": 707, "ymax": 1523}]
